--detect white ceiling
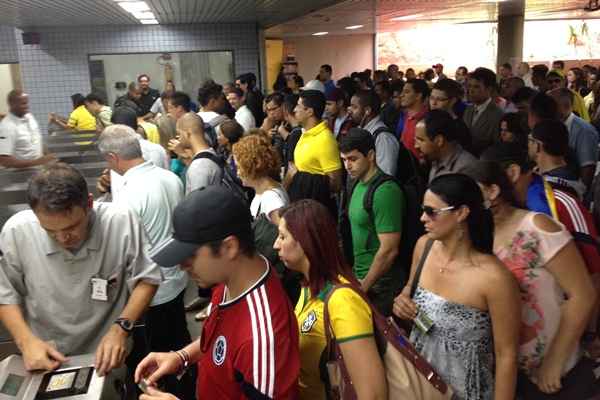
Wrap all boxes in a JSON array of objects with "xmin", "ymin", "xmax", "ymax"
[
  {"xmin": 0, "ymin": 0, "xmax": 596, "ymax": 35},
  {"xmin": 0, "ymin": 0, "xmax": 346, "ymax": 28},
  {"xmin": 265, "ymin": 0, "xmax": 600, "ymax": 37}
]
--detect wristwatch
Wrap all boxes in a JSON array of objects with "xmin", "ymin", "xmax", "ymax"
[{"xmin": 114, "ymin": 318, "xmax": 134, "ymax": 335}]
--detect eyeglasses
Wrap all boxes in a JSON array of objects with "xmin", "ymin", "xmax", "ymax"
[
  {"xmin": 547, "ymin": 79, "xmax": 562, "ymax": 84},
  {"xmin": 421, "ymin": 205, "xmax": 455, "ymax": 218}
]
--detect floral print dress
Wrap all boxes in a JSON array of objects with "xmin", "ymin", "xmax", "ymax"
[{"xmin": 494, "ymin": 212, "xmax": 581, "ymax": 377}]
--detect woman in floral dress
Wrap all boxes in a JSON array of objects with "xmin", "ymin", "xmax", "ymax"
[{"xmin": 464, "ymin": 161, "xmax": 597, "ymax": 397}]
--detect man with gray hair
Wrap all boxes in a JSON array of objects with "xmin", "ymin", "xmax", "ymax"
[{"xmin": 96, "ymin": 125, "xmax": 196, "ymax": 399}]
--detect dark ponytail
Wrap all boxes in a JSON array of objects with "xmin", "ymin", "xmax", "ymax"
[{"xmin": 429, "ymin": 173, "xmax": 494, "ymax": 254}]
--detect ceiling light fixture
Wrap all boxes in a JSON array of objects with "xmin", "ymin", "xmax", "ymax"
[
  {"xmin": 132, "ymin": 11, "xmax": 155, "ymax": 19},
  {"xmin": 389, "ymin": 14, "xmax": 424, "ymax": 21},
  {"xmin": 312, "ymin": 31, "xmax": 329, "ymax": 36},
  {"xmin": 117, "ymin": 1, "xmax": 150, "ymax": 13},
  {"xmin": 345, "ymin": 25, "xmax": 364, "ymax": 30},
  {"xmin": 139, "ymin": 19, "xmax": 159, "ymax": 24}
]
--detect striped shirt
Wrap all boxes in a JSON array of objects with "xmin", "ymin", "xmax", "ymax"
[
  {"xmin": 552, "ymin": 189, "xmax": 600, "ymax": 275},
  {"xmin": 198, "ymin": 261, "xmax": 300, "ymax": 399}
]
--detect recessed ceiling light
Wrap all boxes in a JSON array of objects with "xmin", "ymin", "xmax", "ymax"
[
  {"xmin": 140, "ymin": 19, "xmax": 159, "ymax": 24},
  {"xmin": 389, "ymin": 14, "xmax": 424, "ymax": 21},
  {"xmin": 312, "ymin": 32, "xmax": 329, "ymax": 36},
  {"xmin": 132, "ymin": 11, "xmax": 155, "ymax": 19},
  {"xmin": 117, "ymin": 1, "xmax": 150, "ymax": 13},
  {"xmin": 345, "ymin": 25, "xmax": 364, "ymax": 30}
]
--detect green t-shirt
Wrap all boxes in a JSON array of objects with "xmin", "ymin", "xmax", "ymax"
[{"xmin": 348, "ymin": 172, "xmax": 405, "ymax": 279}]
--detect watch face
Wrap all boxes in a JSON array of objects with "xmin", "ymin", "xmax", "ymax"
[{"xmin": 118, "ymin": 319, "xmax": 133, "ymax": 331}]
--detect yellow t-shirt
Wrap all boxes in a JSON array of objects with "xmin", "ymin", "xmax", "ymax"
[
  {"xmin": 295, "ymin": 279, "xmax": 373, "ymax": 400},
  {"xmin": 139, "ymin": 121, "xmax": 160, "ymax": 144},
  {"xmin": 68, "ymin": 105, "xmax": 96, "ymax": 131},
  {"xmin": 294, "ymin": 121, "xmax": 342, "ymax": 175}
]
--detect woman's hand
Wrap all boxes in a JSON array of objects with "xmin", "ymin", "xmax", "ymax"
[{"xmin": 392, "ymin": 292, "xmax": 417, "ymax": 320}]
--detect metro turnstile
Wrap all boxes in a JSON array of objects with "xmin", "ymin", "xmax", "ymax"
[{"xmin": 0, "ymin": 355, "xmax": 126, "ymax": 400}]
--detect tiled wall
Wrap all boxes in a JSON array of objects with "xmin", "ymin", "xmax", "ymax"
[
  {"xmin": 15, "ymin": 23, "xmax": 260, "ymax": 131},
  {"xmin": 0, "ymin": 26, "xmax": 18, "ymax": 63}
]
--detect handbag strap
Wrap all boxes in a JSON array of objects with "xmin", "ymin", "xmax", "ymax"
[
  {"xmin": 409, "ymin": 239, "xmax": 434, "ymax": 298},
  {"xmin": 323, "ymin": 282, "xmax": 449, "ymax": 394}
]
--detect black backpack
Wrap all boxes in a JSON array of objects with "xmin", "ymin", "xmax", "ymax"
[
  {"xmin": 347, "ymin": 173, "xmax": 423, "ymax": 288},
  {"xmin": 192, "ymin": 151, "xmax": 248, "ymax": 204},
  {"xmin": 372, "ymin": 126, "xmax": 427, "ymax": 198}
]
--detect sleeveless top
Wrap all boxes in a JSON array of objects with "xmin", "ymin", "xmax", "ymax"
[
  {"xmin": 410, "ymin": 286, "xmax": 494, "ymax": 400},
  {"xmin": 494, "ymin": 212, "xmax": 580, "ymax": 377}
]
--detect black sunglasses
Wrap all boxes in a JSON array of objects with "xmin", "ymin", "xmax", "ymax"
[{"xmin": 421, "ymin": 205, "xmax": 455, "ymax": 218}]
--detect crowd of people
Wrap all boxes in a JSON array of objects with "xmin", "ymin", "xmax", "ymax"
[{"xmin": 0, "ymin": 59, "xmax": 600, "ymax": 400}]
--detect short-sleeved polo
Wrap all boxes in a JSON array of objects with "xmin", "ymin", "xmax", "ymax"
[
  {"xmin": 294, "ymin": 121, "xmax": 342, "ymax": 175},
  {"xmin": 0, "ymin": 203, "xmax": 161, "ymax": 355}
]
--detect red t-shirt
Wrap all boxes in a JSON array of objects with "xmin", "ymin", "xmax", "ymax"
[
  {"xmin": 401, "ymin": 107, "xmax": 427, "ymax": 158},
  {"xmin": 552, "ymin": 189, "xmax": 600, "ymax": 275},
  {"xmin": 197, "ymin": 265, "xmax": 300, "ymax": 399}
]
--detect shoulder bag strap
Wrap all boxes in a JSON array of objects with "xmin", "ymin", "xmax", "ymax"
[{"xmin": 409, "ymin": 239, "xmax": 434, "ymax": 298}]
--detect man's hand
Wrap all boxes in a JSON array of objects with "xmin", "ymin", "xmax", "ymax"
[
  {"xmin": 96, "ymin": 169, "xmax": 111, "ymax": 194},
  {"xmin": 140, "ymin": 386, "xmax": 180, "ymax": 400},
  {"xmin": 135, "ymin": 352, "xmax": 182, "ymax": 387},
  {"xmin": 167, "ymin": 139, "xmax": 188, "ymax": 159},
  {"xmin": 48, "ymin": 113, "xmax": 56, "ymax": 123},
  {"xmin": 21, "ymin": 336, "xmax": 68, "ymax": 371},
  {"xmin": 277, "ymin": 124, "xmax": 290, "ymax": 140},
  {"xmin": 38, "ymin": 154, "xmax": 58, "ymax": 165},
  {"xmin": 95, "ymin": 325, "xmax": 128, "ymax": 377},
  {"xmin": 261, "ymin": 117, "xmax": 275, "ymax": 132}
]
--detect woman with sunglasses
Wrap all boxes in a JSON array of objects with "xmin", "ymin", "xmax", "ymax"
[
  {"xmin": 393, "ymin": 173, "xmax": 521, "ymax": 400},
  {"xmin": 463, "ymin": 161, "xmax": 597, "ymax": 398},
  {"xmin": 274, "ymin": 199, "xmax": 387, "ymax": 400}
]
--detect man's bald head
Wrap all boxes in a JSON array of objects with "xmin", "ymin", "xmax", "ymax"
[
  {"xmin": 176, "ymin": 112, "xmax": 207, "ymax": 147},
  {"xmin": 177, "ymin": 112, "xmax": 205, "ymax": 135}
]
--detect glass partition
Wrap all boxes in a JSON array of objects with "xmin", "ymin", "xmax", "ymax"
[{"xmin": 88, "ymin": 51, "xmax": 234, "ymax": 106}]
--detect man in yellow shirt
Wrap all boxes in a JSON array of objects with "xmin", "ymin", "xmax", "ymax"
[
  {"xmin": 289, "ymin": 90, "xmax": 343, "ymax": 192},
  {"xmin": 49, "ymin": 93, "xmax": 96, "ymax": 131}
]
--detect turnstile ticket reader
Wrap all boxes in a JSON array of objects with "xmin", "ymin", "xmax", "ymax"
[{"xmin": 0, "ymin": 354, "xmax": 126, "ymax": 400}]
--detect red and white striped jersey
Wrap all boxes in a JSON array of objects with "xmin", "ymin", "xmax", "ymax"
[
  {"xmin": 197, "ymin": 264, "xmax": 300, "ymax": 399},
  {"xmin": 552, "ymin": 188, "xmax": 600, "ymax": 275}
]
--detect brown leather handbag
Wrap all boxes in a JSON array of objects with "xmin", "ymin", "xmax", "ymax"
[{"xmin": 322, "ymin": 283, "xmax": 455, "ymax": 400}]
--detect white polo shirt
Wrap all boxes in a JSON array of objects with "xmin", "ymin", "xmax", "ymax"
[
  {"xmin": 0, "ymin": 112, "xmax": 43, "ymax": 160},
  {"xmin": 113, "ymin": 161, "xmax": 188, "ymax": 306},
  {"xmin": 0, "ymin": 203, "xmax": 162, "ymax": 355}
]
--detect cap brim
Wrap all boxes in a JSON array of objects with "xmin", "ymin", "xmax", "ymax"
[{"xmin": 150, "ymin": 237, "xmax": 200, "ymax": 267}]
